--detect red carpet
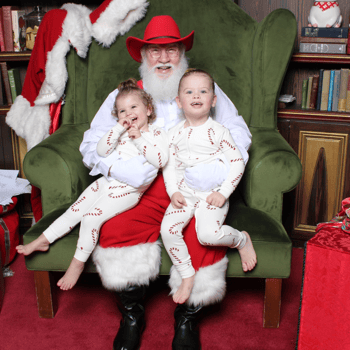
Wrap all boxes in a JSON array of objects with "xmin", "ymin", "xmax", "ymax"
[{"xmin": 0, "ymin": 248, "xmax": 304, "ymax": 350}]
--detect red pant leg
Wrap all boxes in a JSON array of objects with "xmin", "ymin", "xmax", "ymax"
[{"xmin": 99, "ymin": 174, "xmax": 227, "ymax": 270}]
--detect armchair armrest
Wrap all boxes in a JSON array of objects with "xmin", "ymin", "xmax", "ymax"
[
  {"xmin": 23, "ymin": 124, "xmax": 97, "ymax": 216},
  {"xmin": 238, "ymin": 128, "xmax": 302, "ymax": 224}
]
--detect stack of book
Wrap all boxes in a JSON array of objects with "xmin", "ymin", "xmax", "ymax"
[
  {"xmin": 299, "ymin": 27, "xmax": 349, "ymax": 54},
  {"xmin": 0, "ymin": 64, "xmax": 22, "ymax": 106},
  {"xmin": 0, "ymin": 6, "xmax": 26, "ymax": 52},
  {"xmin": 301, "ymin": 69, "xmax": 350, "ymax": 112}
]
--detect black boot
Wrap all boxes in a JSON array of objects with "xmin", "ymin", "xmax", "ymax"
[
  {"xmin": 172, "ymin": 304, "xmax": 202, "ymax": 350},
  {"xmin": 113, "ymin": 285, "xmax": 147, "ymax": 350}
]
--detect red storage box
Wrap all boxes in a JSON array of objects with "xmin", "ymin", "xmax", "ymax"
[{"xmin": 0, "ymin": 197, "xmax": 19, "ymax": 267}]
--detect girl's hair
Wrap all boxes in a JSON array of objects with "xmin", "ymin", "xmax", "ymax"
[
  {"xmin": 178, "ymin": 68, "xmax": 215, "ymax": 94},
  {"xmin": 112, "ymin": 78, "xmax": 156, "ymax": 123}
]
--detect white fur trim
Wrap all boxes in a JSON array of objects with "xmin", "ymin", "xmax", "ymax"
[
  {"xmin": 169, "ymin": 256, "xmax": 229, "ymax": 307},
  {"xmin": 91, "ymin": 0, "xmax": 149, "ymax": 47},
  {"xmin": 35, "ymin": 80, "xmax": 61, "ymax": 106},
  {"xmin": 61, "ymin": 4, "xmax": 92, "ymax": 58},
  {"xmin": 41, "ymin": 4, "xmax": 92, "ymax": 104},
  {"xmin": 6, "ymin": 96, "xmax": 50, "ymax": 150},
  {"xmin": 92, "ymin": 241, "xmax": 161, "ymax": 291}
]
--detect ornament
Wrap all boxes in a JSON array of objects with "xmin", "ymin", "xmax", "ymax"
[
  {"xmin": 24, "ymin": 6, "xmax": 46, "ymax": 50},
  {"xmin": 308, "ymin": 1, "xmax": 342, "ymax": 28}
]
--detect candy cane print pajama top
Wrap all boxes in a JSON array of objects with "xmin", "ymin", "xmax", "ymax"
[
  {"xmin": 43, "ymin": 123, "xmax": 168, "ymax": 263},
  {"xmin": 161, "ymin": 117, "xmax": 245, "ymax": 279}
]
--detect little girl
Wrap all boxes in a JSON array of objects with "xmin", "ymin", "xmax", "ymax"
[
  {"xmin": 17, "ymin": 78, "xmax": 168, "ymax": 290},
  {"xmin": 161, "ymin": 69, "xmax": 257, "ymax": 304}
]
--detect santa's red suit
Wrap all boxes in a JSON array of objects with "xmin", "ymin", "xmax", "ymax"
[{"xmin": 6, "ymin": 0, "xmax": 228, "ymax": 308}]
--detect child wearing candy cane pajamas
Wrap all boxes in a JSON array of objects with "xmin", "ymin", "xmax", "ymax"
[
  {"xmin": 160, "ymin": 69, "xmax": 257, "ymax": 304},
  {"xmin": 17, "ymin": 78, "xmax": 168, "ymax": 290}
]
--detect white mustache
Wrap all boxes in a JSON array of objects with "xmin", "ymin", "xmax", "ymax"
[{"xmin": 152, "ymin": 63, "xmax": 174, "ymax": 72}]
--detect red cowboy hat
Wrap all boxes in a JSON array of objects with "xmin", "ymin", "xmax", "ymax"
[{"xmin": 126, "ymin": 15, "xmax": 194, "ymax": 63}]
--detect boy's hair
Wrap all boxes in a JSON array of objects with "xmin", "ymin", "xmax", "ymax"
[
  {"xmin": 112, "ymin": 78, "xmax": 156, "ymax": 123},
  {"xmin": 178, "ymin": 68, "xmax": 215, "ymax": 94}
]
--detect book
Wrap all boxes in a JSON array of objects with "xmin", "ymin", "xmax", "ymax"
[
  {"xmin": 7, "ymin": 68, "xmax": 22, "ymax": 101},
  {"xmin": 12, "ymin": 10, "xmax": 26, "ymax": 52},
  {"xmin": 2, "ymin": 6, "xmax": 14, "ymax": 51},
  {"xmin": 316, "ymin": 69, "xmax": 324, "ymax": 110},
  {"xmin": 301, "ymin": 27, "xmax": 348, "ymax": 38},
  {"xmin": 346, "ymin": 76, "xmax": 350, "ymax": 112},
  {"xmin": 332, "ymin": 70, "xmax": 341, "ymax": 112},
  {"xmin": 337, "ymin": 68, "xmax": 349, "ymax": 112},
  {"xmin": 0, "ymin": 67, "xmax": 3, "ymax": 105},
  {"xmin": 327, "ymin": 70, "xmax": 335, "ymax": 111},
  {"xmin": 299, "ymin": 43, "xmax": 346, "ymax": 54},
  {"xmin": 309, "ymin": 75, "xmax": 319, "ymax": 110},
  {"xmin": 0, "ymin": 8, "xmax": 5, "ymax": 52},
  {"xmin": 306, "ymin": 76, "xmax": 313, "ymax": 109},
  {"xmin": 320, "ymin": 70, "xmax": 331, "ymax": 111},
  {"xmin": 0, "ymin": 62, "xmax": 12, "ymax": 104},
  {"xmin": 301, "ymin": 79, "xmax": 308, "ymax": 109},
  {"xmin": 300, "ymin": 37, "xmax": 348, "ymax": 44},
  {"xmin": 348, "ymin": 15, "xmax": 350, "ymax": 55}
]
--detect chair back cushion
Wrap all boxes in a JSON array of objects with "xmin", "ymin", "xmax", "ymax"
[{"xmin": 62, "ymin": 0, "xmax": 258, "ymax": 127}]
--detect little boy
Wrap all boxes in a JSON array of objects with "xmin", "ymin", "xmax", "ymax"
[{"xmin": 161, "ymin": 69, "xmax": 257, "ymax": 304}]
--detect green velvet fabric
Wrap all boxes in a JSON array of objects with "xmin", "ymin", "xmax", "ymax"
[{"xmin": 23, "ymin": 0, "xmax": 301, "ymax": 280}]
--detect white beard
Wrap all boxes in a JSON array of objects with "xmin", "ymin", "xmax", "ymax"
[{"xmin": 139, "ymin": 55, "xmax": 189, "ymax": 102}]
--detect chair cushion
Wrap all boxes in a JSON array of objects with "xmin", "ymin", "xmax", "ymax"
[{"xmin": 24, "ymin": 191, "xmax": 291, "ymax": 278}]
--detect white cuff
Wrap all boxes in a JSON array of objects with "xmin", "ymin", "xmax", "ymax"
[
  {"xmin": 89, "ymin": 151, "xmax": 121, "ymax": 179},
  {"xmin": 169, "ymin": 256, "xmax": 228, "ymax": 307}
]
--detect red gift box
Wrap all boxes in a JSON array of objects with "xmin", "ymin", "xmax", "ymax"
[
  {"xmin": 0, "ymin": 197, "xmax": 19, "ymax": 267},
  {"xmin": 297, "ymin": 198, "xmax": 350, "ymax": 349}
]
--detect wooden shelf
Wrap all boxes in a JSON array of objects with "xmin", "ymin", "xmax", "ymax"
[
  {"xmin": 0, "ymin": 106, "xmax": 11, "ymax": 115},
  {"xmin": 278, "ymin": 106, "xmax": 350, "ymax": 122},
  {"xmin": 292, "ymin": 53, "xmax": 350, "ymax": 65},
  {"xmin": 0, "ymin": 52, "xmax": 31, "ymax": 62}
]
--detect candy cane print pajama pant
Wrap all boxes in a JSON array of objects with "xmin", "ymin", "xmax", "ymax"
[
  {"xmin": 160, "ymin": 187, "xmax": 246, "ymax": 279},
  {"xmin": 43, "ymin": 176, "xmax": 142, "ymax": 262}
]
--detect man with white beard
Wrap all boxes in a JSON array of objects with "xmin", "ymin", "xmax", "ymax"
[{"xmin": 80, "ymin": 15, "xmax": 252, "ymax": 350}]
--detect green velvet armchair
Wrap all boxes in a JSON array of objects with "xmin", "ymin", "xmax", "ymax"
[{"xmin": 22, "ymin": 0, "xmax": 301, "ymax": 327}]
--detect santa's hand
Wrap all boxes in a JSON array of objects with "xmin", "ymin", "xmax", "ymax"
[
  {"xmin": 184, "ymin": 158, "xmax": 230, "ymax": 192},
  {"xmin": 109, "ymin": 155, "xmax": 157, "ymax": 188},
  {"xmin": 171, "ymin": 192, "xmax": 187, "ymax": 209}
]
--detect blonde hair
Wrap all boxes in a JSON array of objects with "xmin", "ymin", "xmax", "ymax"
[
  {"xmin": 178, "ymin": 68, "xmax": 215, "ymax": 94},
  {"xmin": 112, "ymin": 78, "xmax": 157, "ymax": 123}
]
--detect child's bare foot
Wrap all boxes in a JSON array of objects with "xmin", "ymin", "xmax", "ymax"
[
  {"xmin": 57, "ymin": 258, "xmax": 85, "ymax": 290},
  {"xmin": 238, "ymin": 231, "xmax": 257, "ymax": 272},
  {"xmin": 173, "ymin": 275, "xmax": 195, "ymax": 304},
  {"xmin": 16, "ymin": 234, "xmax": 50, "ymax": 256}
]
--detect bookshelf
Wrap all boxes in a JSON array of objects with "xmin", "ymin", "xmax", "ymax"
[
  {"xmin": 0, "ymin": 51, "xmax": 32, "ymax": 232},
  {"xmin": 278, "ymin": 53, "xmax": 350, "ymax": 246}
]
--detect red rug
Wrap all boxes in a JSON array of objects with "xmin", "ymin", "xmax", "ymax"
[{"xmin": 0, "ymin": 248, "xmax": 304, "ymax": 350}]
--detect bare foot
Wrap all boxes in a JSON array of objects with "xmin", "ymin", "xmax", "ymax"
[
  {"xmin": 57, "ymin": 258, "xmax": 85, "ymax": 290},
  {"xmin": 238, "ymin": 231, "xmax": 257, "ymax": 272},
  {"xmin": 16, "ymin": 234, "xmax": 50, "ymax": 256},
  {"xmin": 173, "ymin": 275, "xmax": 195, "ymax": 304}
]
